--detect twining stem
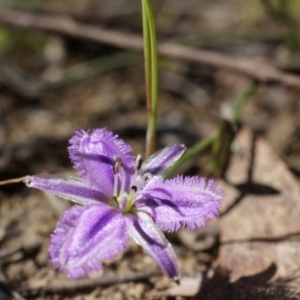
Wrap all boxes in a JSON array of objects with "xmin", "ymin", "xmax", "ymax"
[
  {"xmin": 165, "ymin": 82, "xmax": 258, "ymax": 178},
  {"xmin": 142, "ymin": 0, "xmax": 158, "ymax": 158},
  {"xmin": 165, "ymin": 134, "xmax": 217, "ymax": 178},
  {"xmin": 231, "ymin": 82, "xmax": 257, "ymax": 129}
]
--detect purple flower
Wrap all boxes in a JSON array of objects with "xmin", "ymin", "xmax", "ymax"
[{"xmin": 25, "ymin": 128, "xmax": 223, "ymax": 281}]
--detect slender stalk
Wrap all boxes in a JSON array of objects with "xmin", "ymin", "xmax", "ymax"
[
  {"xmin": 0, "ymin": 176, "xmax": 28, "ymax": 185},
  {"xmin": 142, "ymin": 0, "xmax": 158, "ymax": 158},
  {"xmin": 231, "ymin": 82, "xmax": 257, "ymax": 129},
  {"xmin": 141, "ymin": 0, "xmax": 152, "ymax": 115},
  {"xmin": 165, "ymin": 134, "xmax": 217, "ymax": 178},
  {"xmin": 165, "ymin": 82, "xmax": 258, "ymax": 178}
]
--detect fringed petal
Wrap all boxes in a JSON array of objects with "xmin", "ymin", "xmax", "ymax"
[
  {"xmin": 25, "ymin": 175, "xmax": 109, "ymax": 205},
  {"xmin": 127, "ymin": 211, "xmax": 179, "ymax": 281},
  {"xmin": 68, "ymin": 128, "xmax": 134, "ymax": 195},
  {"xmin": 49, "ymin": 204, "xmax": 128, "ymax": 278},
  {"xmin": 139, "ymin": 144, "xmax": 186, "ymax": 176},
  {"xmin": 136, "ymin": 176, "xmax": 223, "ymax": 232}
]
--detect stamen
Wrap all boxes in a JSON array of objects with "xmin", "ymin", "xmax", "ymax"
[
  {"xmin": 129, "ymin": 154, "xmax": 145, "ymax": 201},
  {"xmin": 131, "ymin": 185, "xmax": 137, "ymax": 193},
  {"xmin": 113, "ymin": 155, "xmax": 122, "ymax": 174},
  {"xmin": 118, "ymin": 194, "xmax": 127, "ymax": 210},
  {"xmin": 113, "ymin": 171, "xmax": 118, "ymax": 198},
  {"xmin": 119, "ymin": 165, "xmax": 126, "ymax": 195},
  {"xmin": 131, "ymin": 154, "xmax": 143, "ymax": 192},
  {"xmin": 113, "ymin": 155, "xmax": 127, "ymax": 197},
  {"xmin": 134, "ymin": 154, "xmax": 143, "ymax": 171},
  {"xmin": 142, "ymin": 173, "xmax": 153, "ymax": 181},
  {"xmin": 113, "ymin": 156, "xmax": 122, "ymax": 197}
]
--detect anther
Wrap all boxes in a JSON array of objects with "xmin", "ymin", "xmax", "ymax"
[
  {"xmin": 130, "ymin": 154, "xmax": 142, "ymax": 196},
  {"xmin": 131, "ymin": 185, "xmax": 137, "ymax": 193},
  {"xmin": 134, "ymin": 154, "xmax": 143, "ymax": 171},
  {"xmin": 113, "ymin": 156, "xmax": 123, "ymax": 197},
  {"xmin": 113, "ymin": 155, "xmax": 123, "ymax": 174},
  {"xmin": 113, "ymin": 162, "xmax": 120, "ymax": 174},
  {"xmin": 142, "ymin": 173, "xmax": 153, "ymax": 181},
  {"xmin": 113, "ymin": 155, "xmax": 121, "ymax": 162},
  {"xmin": 113, "ymin": 155, "xmax": 127, "ymax": 196}
]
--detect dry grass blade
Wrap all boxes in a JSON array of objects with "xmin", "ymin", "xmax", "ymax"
[{"xmin": 18, "ymin": 269, "xmax": 159, "ymax": 297}]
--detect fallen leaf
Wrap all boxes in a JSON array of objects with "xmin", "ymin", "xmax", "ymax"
[
  {"xmin": 193, "ymin": 266, "xmax": 300, "ymax": 300},
  {"xmin": 217, "ymin": 126, "xmax": 300, "ymax": 287}
]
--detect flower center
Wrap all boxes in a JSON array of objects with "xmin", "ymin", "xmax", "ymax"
[{"xmin": 112, "ymin": 154, "xmax": 143, "ymax": 214}]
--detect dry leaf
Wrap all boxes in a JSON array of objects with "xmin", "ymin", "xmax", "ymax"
[{"xmin": 217, "ymin": 126, "xmax": 300, "ymax": 287}]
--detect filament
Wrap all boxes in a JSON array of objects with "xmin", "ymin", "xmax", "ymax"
[
  {"xmin": 113, "ymin": 172, "xmax": 118, "ymax": 198},
  {"xmin": 113, "ymin": 156, "xmax": 122, "ymax": 197},
  {"xmin": 119, "ymin": 166, "xmax": 126, "ymax": 195}
]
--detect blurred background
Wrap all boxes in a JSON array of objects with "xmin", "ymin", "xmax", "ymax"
[
  {"xmin": 0, "ymin": 0, "xmax": 299, "ymax": 178},
  {"xmin": 0, "ymin": 0, "xmax": 300, "ymax": 298}
]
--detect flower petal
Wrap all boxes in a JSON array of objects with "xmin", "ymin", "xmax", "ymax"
[
  {"xmin": 49, "ymin": 204, "xmax": 128, "ymax": 278},
  {"xmin": 69, "ymin": 128, "xmax": 135, "ymax": 195},
  {"xmin": 139, "ymin": 144, "xmax": 186, "ymax": 176},
  {"xmin": 25, "ymin": 175, "xmax": 109, "ymax": 205},
  {"xmin": 127, "ymin": 211, "xmax": 179, "ymax": 281},
  {"xmin": 136, "ymin": 176, "xmax": 223, "ymax": 232}
]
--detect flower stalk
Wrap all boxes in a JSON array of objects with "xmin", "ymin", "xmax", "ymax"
[{"xmin": 141, "ymin": 0, "xmax": 158, "ymax": 158}]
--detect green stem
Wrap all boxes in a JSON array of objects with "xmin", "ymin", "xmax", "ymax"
[
  {"xmin": 165, "ymin": 134, "xmax": 217, "ymax": 179},
  {"xmin": 231, "ymin": 82, "xmax": 258, "ymax": 129},
  {"xmin": 165, "ymin": 82, "xmax": 258, "ymax": 178},
  {"xmin": 142, "ymin": 0, "xmax": 158, "ymax": 158},
  {"xmin": 141, "ymin": 0, "xmax": 151, "ymax": 114}
]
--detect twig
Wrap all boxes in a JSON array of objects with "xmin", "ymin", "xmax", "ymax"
[
  {"xmin": 0, "ymin": 176, "xmax": 28, "ymax": 186},
  {"xmin": 18, "ymin": 269, "xmax": 159, "ymax": 297},
  {"xmin": 0, "ymin": 10, "xmax": 143, "ymax": 50},
  {"xmin": 0, "ymin": 270, "xmax": 26, "ymax": 300},
  {"xmin": 0, "ymin": 52, "xmax": 141, "ymax": 98},
  {"xmin": 0, "ymin": 10, "xmax": 300, "ymax": 87},
  {"xmin": 0, "ymin": 241, "xmax": 42, "ymax": 260}
]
